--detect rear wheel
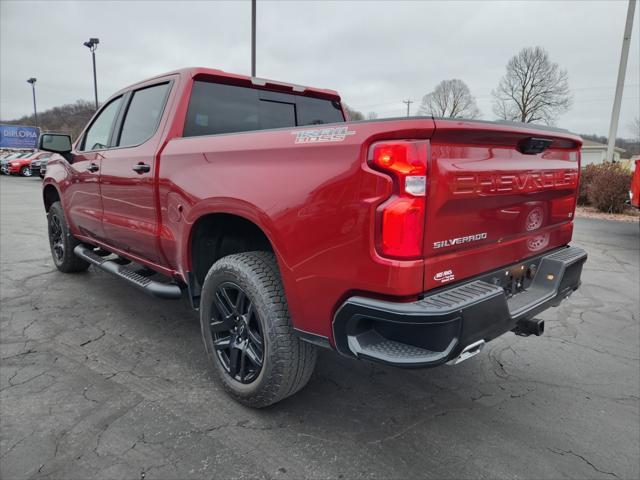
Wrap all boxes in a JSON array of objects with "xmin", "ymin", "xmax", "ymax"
[
  {"xmin": 200, "ymin": 251, "xmax": 317, "ymax": 408},
  {"xmin": 47, "ymin": 202, "xmax": 90, "ymax": 273},
  {"xmin": 21, "ymin": 166, "xmax": 32, "ymax": 177}
]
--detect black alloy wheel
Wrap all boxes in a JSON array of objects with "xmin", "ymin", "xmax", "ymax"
[
  {"xmin": 46, "ymin": 202, "xmax": 90, "ymax": 273},
  {"xmin": 48, "ymin": 212, "xmax": 65, "ymax": 262},
  {"xmin": 200, "ymin": 251, "xmax": 317, "ymax": 407},
  {"xmin": 210, "ymin": 281, "xmax": 264, "ymax": 384}
]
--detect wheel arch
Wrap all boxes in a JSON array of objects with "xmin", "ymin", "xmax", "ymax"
[
  {"xmin": 42, "ymin": 183, "xmax": 61, "ymax": 212},
  {"xmin": 188, "ymin": 211, "xmax": 278, "ymax": 288}
]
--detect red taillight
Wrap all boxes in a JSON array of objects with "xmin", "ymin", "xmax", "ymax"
[
  {"xmin": 369, "ymin": 141, "xmax": 428, "ymax": 259},
  {"xmin": 372, "ymin": 143, "xmax": 425, "ymax": 175}
]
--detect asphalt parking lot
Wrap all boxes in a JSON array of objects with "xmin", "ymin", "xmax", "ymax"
[{"xmin": 1, "ymin": 174, "xmax": 638, "ymax": 480}]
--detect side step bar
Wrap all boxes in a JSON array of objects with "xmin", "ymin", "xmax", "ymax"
[
  {"xmin": 346, "ymin": 329, "xmax": 457, "ymax": 367},
  {"xmin": 74, "ymin": 245, "xmax": 182, "ymax": 300}
]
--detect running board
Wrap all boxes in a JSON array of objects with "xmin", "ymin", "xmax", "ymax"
[{"xmin": 73, "ymin": 245, "xmax": 182, "ymax": 300}]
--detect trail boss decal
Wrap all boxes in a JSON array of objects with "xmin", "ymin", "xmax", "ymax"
[
  {"xmin": 293, "ymin": 126, "xmax": 355, "ymax": 144},
  {"xmin": 433, "ymin": 232, "xmax": 487, "ymax": 250}
]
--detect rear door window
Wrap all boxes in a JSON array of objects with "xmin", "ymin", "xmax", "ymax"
[
  {"xmin": 184, "ymin": 80, "xmax": 344, "ymax": 137},
  {"xmin": 118, "ymin": 82, "xmax": 170, "ymax": 147}
]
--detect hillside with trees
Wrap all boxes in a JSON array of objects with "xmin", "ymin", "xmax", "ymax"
[{"xmin": 1, "ymin": 100, "xmax": 96, "ymax": 141}]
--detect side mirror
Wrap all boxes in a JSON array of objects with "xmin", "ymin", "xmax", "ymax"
[
  {"xmin": 39, "ymin": 133, "xmax": 72, "ymax": 153},
  {"xmin": 38, "ymin": 134, "xmax": 73, "ymax": 163}
]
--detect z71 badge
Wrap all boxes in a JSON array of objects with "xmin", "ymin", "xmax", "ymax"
[{"xmin": 293, "ymin": 126, "xmax": 355, "ymax": 144}]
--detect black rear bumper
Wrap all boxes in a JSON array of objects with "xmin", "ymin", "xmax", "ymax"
[{"xmin": 332, "ymin": 246, "xmax": 587, "ymax": 368}]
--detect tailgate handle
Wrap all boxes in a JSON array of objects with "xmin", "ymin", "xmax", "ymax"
[{"xmin": 518, "ymin": 137, "xmax": 553, "ymax": 155}]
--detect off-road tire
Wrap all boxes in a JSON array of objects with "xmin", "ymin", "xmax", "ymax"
[
  {"xmin": 200, "ymin": 251, "xmax": 317, "ymax": 408},
  {"xmin": 47, "ymin": 201, "xmax": 90, "ymax": 273}
]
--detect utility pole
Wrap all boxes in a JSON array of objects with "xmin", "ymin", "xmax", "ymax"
[
  {"xmin": 251, "ymin": 0, "xmax": 256, "ymax": 77},
  {"xmin": 606, "ymin": 0, "xmax": 636, "ymax": 162},
  {"xmin": 83, "ymin": 38, "xmax": 100, "ymax": 110},
  {"xmin": 403, "ymin": 99, "xmax": 413, "ymax": 117},
  {"xmin": 26, "ymin": 78, "xmax": 38, "ymax": 127}
]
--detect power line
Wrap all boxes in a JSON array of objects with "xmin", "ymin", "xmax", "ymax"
[
  {"xmin": 402, "ymin": 99, "xmax": 413, "ymax": 117},
  {"xmin": 353, "ymin": 83, "xmax": 640, "ymax": 109}
]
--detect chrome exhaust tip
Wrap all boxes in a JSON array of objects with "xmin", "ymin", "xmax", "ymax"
[{"xmin": 446, "ymin": 339, "xmax": 485, "ymax": 366}]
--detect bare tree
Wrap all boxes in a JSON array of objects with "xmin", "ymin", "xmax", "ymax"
[
  {"xmin": 492, "ymin": 46, "xmax": 571, "ymax": 125},
  {"xmin": 366, "ymin": 111, "xmax": 378, "ymax": 120},
  {"xmin": 343, "ymin": 104, "xmax": 364, "ymax": 121},
  {"xmin": 417, "ymin": 79, "xmax": 481, "ymax": 119}
]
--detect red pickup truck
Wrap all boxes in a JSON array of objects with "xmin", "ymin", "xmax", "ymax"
[{"xmin": 39, "ymin": 67, "xmax": 586, "ymax": 407}]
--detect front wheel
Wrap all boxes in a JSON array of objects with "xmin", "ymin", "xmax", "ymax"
[
  {"xmin": 21, "ymin": 166, "xmax": 32, "ymax": 177},
  {"xmin": 200, "ymin": 251, "xmax": 317, "ymax": 408},
  {"xmin": 47, "ymin": 202, "xmax": 90, "ymax": 273}
]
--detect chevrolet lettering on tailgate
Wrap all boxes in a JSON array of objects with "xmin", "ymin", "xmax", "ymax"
[{"xmin": 452, "ymin": 170, "xmax": 578, "ymax": 196}]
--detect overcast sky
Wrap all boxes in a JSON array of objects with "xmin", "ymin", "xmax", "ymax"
[{"xmin": 1, "ymin": 0, "xmax": 638, "ymax": 136}]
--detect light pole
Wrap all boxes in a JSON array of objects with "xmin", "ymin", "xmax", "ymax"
[
  {"xmin": 26, "ymin": 78, "xmax": 37, "ymax": 127},
  {"xmin": 251, "ymin": 0, "xmax": 256, "ymax": 77},
  {"xmin": 83, "ymin": 37, "xmax": 100, "ymax": 110},
  {"xmin": 606, "ymin": 0, "xmax": 636, "ymax": 162}
]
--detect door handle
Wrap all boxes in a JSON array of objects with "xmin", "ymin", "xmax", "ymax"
[
  {"xmin": 87, "ymin": 162, "xmax": 99, "ymax": 173},
  {"xmin": 132, "ymin": 163, "xmax": 151, "ymax": 174}
]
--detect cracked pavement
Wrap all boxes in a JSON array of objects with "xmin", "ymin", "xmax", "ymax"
[{"xmin": 1, "ymin": 175, "xmax": 638, "ymax": 479}]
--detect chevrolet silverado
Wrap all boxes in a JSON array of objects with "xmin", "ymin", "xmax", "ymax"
[{"xmin": 39, "ymin": 67, "xmax": 586, "ymax": 407}]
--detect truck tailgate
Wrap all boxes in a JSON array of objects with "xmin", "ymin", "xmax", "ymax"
[{"xmin": 423, "ymin": 119, "xmax": 581, "ymax": 291}]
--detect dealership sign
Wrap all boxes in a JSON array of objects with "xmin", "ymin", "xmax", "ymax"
[{"xmin": 0, "ymin": 124, "xmax": 40, "ymax": 149}]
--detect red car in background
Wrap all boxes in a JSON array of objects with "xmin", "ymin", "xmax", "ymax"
[
  {"xmin": 631, "ymin": 158, "xmax": 640, "ymax": 208},
  {"xmin": 0, "ymin": 152, "xmax": 31, "ymax": 174},
  {"xmin": 6, "ymin": 151, "xmax": 51, "ymax": 176}
]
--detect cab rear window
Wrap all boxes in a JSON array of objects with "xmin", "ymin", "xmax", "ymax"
[{"xmin": 183, "ymin": 80, "xmax": 344, "ymax": 137}]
